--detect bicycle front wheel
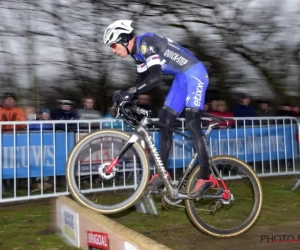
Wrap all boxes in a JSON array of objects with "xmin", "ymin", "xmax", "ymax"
[
  {"xmin": 185, "ymin": 155, "xmax": 263, "ymax": 237},
  {"xmin": 66, "ymin": 129, "xmax": 150, "ymax": 214}
]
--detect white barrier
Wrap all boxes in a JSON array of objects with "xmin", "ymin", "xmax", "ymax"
[
  {"xmin": 56, "ymin": 196, "xmax": 172, "ymax": 250},
  {"xmin": 1, "ymin": 116, "xmax": 300, "ymax": 203}
]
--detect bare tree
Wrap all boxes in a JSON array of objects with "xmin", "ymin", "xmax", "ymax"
[{"xmin": 0, "ymin": 0, "xmax": 299, "ymax": 112}]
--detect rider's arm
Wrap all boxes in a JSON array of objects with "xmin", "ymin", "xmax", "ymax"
[
  {"xmin": 129, "ymin": 36, "xmax": 162, "ymax": 95},
  {"xmin": 136, "ymin": 65, "xmax": 149, "ymax": 85},
  {"xmin": 134, "ymin": 63, "xmax": 162, "ymax": 95}
]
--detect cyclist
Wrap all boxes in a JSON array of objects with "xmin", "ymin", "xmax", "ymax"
[{"xmin": 103, "ymin": 20, "xmax": 213, "ymax": 198}]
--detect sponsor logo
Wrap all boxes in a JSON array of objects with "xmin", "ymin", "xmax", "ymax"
[
  {"xmin": 191, "ymin": 76, "xmax": 205, "ymax": 107},
  {"xmin": 61, "ymin": 205, "xmax": 80, "ymax": 247},
  {"xmin": 87, "ymin": 231, "xmax": 109, "ymax": 250},
  {"xmin": 140, "ymin": 42, "xmax": 148, "ymax": 54},
  {"xmin": 64, "ymin": 211, "xmax": 75, "ymax": 240},
  {"xmin": 164, "ymin": 49, "xmax": 188, "ymax": 66},
  {"xmin": 149, "ymin": 140, "xmax": 164, "ymax": 167}
]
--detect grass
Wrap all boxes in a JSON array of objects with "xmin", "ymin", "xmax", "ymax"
[
  {"xmin": 0, "ymin": 176, "xmax": 299, "ymax": 249},
  {"xmin": 0, "ymin": 200, "xmax": 80, "ymax": 250},
  {"xmin": 108, "ymin": 175, "xmax": 300, "ymax": 248}
]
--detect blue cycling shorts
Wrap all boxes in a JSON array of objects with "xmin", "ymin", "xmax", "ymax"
[{"xmin": 164, "ymin": 63, "xmax": 209, "ymax": 114}]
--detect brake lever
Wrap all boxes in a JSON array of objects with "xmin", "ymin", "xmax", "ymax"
[
  {"xmin": 109, "ymin": 101, "xmax": 121, "ymax": 118},
  {"xmin": 115, "ymin": 107, "xmax": 121, "ymax": 118}
]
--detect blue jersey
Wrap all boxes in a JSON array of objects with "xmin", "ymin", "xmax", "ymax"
[
  {"xmin": 131, "ymin": 32, "xmax": 200, "ymax": 75},
  {"xmin": 131, "ymin": 32, "xmax": 209, "ymax": 113}
]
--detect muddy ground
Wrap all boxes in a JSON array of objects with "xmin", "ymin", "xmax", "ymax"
[
  {"xmin": 112, "ymin": 209, "xmax": 300, "ymax": 250},
  {"xmin": 1, "ymin": 176, "xmax": 300, "ymax": 250}
]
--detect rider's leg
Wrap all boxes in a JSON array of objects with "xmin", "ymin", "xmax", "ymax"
[
  {"xmin": 147, "ymin": 76, "xmax": 186, "ymax": 190},
  {"xmin": 185, "ymin": 108, "xmax": 210, "ymax": 179},
  {"xmin": 159, "ymin": 107, "xmax": 177, "ymax": 169},
  {"xmin": 182, "ymin": 63, "xmax": 212, "ymax": 198},
  {"xmin": 185, "ymin": 108, "xmax": 213, "ymax": 198},
  {"xmin": 147, "ymin": 107, "xmax": 177, "ymax": 189}
]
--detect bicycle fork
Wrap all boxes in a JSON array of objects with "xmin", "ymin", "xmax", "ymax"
[
  {"xmin": 100, "ymin": 133, "xmax": 139, "ymax": 179},
  {"xmin": 100, "ymin": 124, "xmax": 177, "ymax": 199}
]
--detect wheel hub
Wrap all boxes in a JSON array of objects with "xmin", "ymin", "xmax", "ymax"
[{"xmin": 98, "ymin": 162, "xmax": 117, "ymax": 180}]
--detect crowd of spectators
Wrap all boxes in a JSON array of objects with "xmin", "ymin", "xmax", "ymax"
[
  {"xmin": 1, "ymin": 91, "xmax": 300, "ymax": 132},
  {"xmin": 1, "ymin": 92, "xmax": 299, "ymax": 191},
  {"xmin": 0, "ymin": 92, "xmax": 158, "ymax": 132},
  {"xmin": 0, "ymin": 92, "xmax": 103, "ymax": 132},
  {"xmin": 205, "ymin": 93, "xmax": 300, "ymax": 128}
]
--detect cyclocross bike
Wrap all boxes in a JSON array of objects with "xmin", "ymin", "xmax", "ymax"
[{"xmin": 66, "ymin": 101, "xmax": 263, "ymax": 238}]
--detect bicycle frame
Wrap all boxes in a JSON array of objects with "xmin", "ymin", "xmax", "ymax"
[
  {"xmin": 104, "ymin": 113, "xmax": 221, "ymax": 200},
  {"xmin": 66, "ymin": 101, "xmax": 262, "ymax": 237}
]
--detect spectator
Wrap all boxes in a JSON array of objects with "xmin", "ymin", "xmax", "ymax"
[
  {"xmin": 276, "ymin": 102, "xmax": 294, "ymax": 116},
  {"xmin": 29, "ymin": 108, "xmax": 53, "ymax": 130},
  {"xmin": 291, "ymin": 105, "xmax": 300, "ymax": 117},
  {"xmin": 51, "ymin": 100, "xmax": 78, "ymax": 131},
  {"xmin": 0, "ymin": 92, "xmax": 26, "ymax": 131},
  {"xmin": 256, "ymin": 100, "xmax": 275, "ymax": 125},
  {"xmin": 76, "ymin": 97, "xmax": 101, "ymax": 130},
  {"xmin": 208, "ymin": 99, "xmax": 218, "ymax": 112},
  {"xmin": 276, "ymin": 102, "xmax": 295, "ymax": 125},
  {"xmin": 204, "ymin": 102, "xmax": 210, "ymax": 113},
  {"xmin": 37, "ymin": 108, "xmax": 52, "ymax": 121},
  {"xmin": 233, "ymin": 94, "xmax": 257, "ymax": 126},
  {"xmin": 209, "ymin": 100, "xmax": 235, "ymax": 128},
  {"xmin": 256, "ymin": 100, "xmax": 274, "ymax": 117},
  {"xmin": 24, "ymin": 106, "xmax": 37, "ymax": 121},
  {"xmin": 200, "ymin": 102, "xmax": 213, "ymax": 127}
]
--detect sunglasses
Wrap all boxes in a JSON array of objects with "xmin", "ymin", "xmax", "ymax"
[{"xmin": 110, "ymin": 43, "xmax": 117, "ymax": 49}]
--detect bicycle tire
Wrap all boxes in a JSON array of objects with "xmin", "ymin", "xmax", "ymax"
[
  {"xmin": 66, "ymin": 129, "xmax": 150, "ymax": 214},
  {"xmin": 185, "ymin": 155, "xmax": 263, "ymax": 237}
]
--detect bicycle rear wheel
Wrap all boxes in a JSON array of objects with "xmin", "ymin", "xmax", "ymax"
[
  {"xmin": 66, "ymin": 129, "xmax": 149, "ymax": 214},
  {"xmin": 185, "ymin": 155, "xmax": 263, "ymax": 237}
]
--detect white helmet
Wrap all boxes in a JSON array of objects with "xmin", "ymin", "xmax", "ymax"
[{"xmin": 103, "ymin": 20, "xmax": 134, "ymax": 46}]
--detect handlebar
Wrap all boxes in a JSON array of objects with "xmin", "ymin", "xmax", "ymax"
[
  {"xmin": 109, "ymin": 101, "xmax": 151, "ymax": 127},
  {"xmin": 110, "ymin": 101, "xmax": 234, "ymax": 128}
]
